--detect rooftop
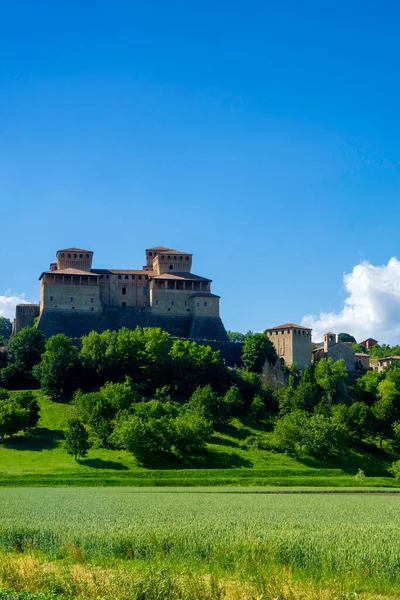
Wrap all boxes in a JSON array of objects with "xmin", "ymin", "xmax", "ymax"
[
  {"xmin": 265, "ymin": 323, "xmax": 312, "ymax": 331},
  {"xmin": 147, "ymin": 246, "xmax": 192, "ymax": 255},
  {"xmin": 152, "ymin": 272, "xmax": 211, "ymax": 282},
  {"xmin": 40, "ymin": 268, "xmax": 101, "ymax": 279},
  {"xmin": 57, "ymin": 248, "xmax": 93, "ymax": 254}
]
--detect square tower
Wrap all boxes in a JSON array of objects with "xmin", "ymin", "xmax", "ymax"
[{"xmin": 265, "ymin": 323, "xmax": 312, "ymax": 370}]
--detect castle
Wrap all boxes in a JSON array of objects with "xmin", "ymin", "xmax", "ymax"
[{"xmin": 14, "ymin": 246, "xmax": 228, "ymax": 342}]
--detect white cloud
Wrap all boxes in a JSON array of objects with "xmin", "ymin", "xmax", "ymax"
[
  {"xmin": 0, "ymin": 291, "xmax": 29, "ymax": 321},
  {"xmin": 301, "ymin": 258, "xmax": 400, "ymax": 345}
]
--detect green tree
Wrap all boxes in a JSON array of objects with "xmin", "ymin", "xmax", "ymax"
[
  {"xmin": 169, "ymin": 339, "xmax": 227, "ymax": 396},
  {"xmin": 0, "ymin": 400, "xmax": 29, "ymax": 441},
  {"xmin": 1, "ymin": 327, "xmax": 45, "ymax": 387},
  {"xmin": 13, "ymin": 391, "xmax": 40, "ymax": 429},
  {"xmin": 64, "ymin": 419, "xmax": 90, "ymax": 460},
  {"xmin": 33, "ymin": 334, "xmax": 80, "ymax": 399},
  {"xmin": 354, "ymin": 370, "xmax": 383, "ymax": 405},
  {"xmin": 338, "ymin": 333, "xmax": 356, "ymax": 343},
  {"xmin": 79, "ymin": 330, "xmax": 120, "ymax": 385},
  {"xmin": 250, "ymin": 395, "xmax": 266, "ymax": 421},
  {"xmin": 304, "ymin": 414, "xmax": 348, "ymax": 458},
  {"xmin": 112, "ymin": 414, "xmax": 173, "ymax": 462},
  {"xmin": 173, "ymin": 414, "xmax": 212, "ymax": 455},
  {"xmin": 314, "ymin": 358, "xmax": 349, "ymax": 405},
  {"xmin": 227, "ymin": 331, "xmax": 246, "ymax": 343},
  {"xmin": 0, "ymin": 317, "xmax": 12, "ymax": 344},
  {"xmin": 242, "ymin": 333, "xmax": 277, "ymax": 373},
  {"xmin": 274, "ymin": 410, "xmax": 309, "ymax": 455},
  {"xmin": 187, "ymin": 385, "xmax": 229, "ymax": 428},
  {"xmin": 372, "ymin": 396, "xmax": 397, "ymax": 446},
  {"xmin": 223, "ymin": 385, "xmax": 244, "ymax": 416}
]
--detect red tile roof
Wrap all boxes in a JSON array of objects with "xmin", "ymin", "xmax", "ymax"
[{"xmin": 265, "ymin": 323, "xmax": 312, "ymax": 331}]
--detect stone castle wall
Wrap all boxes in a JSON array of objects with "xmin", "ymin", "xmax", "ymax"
[{"xmin": 14, "ymin": 304, "xmax": 40, "ymax": 334}]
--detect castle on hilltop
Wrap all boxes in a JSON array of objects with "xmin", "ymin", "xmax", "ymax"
[{"xmin": 14, "ymin": 246, "xmax": 228, "ymax": 342}]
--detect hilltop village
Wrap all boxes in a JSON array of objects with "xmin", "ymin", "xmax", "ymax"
[{"xmin": 12, "ymin": 244, "xmax": 386, "ymax": 373}]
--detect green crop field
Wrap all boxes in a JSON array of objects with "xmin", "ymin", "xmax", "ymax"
[{"xmin": 0, "ymin": 487, "xmax": 399, "ymax": 599}]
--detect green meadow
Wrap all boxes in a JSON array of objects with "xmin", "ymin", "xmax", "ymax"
[{"xmin": 0, "ymin": 392, "xmax": 398, "ymax": 488}]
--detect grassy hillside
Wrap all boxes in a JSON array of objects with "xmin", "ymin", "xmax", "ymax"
[{"xmin": 1, "ymin": 392, "xmax": 399, "ymax": 487}]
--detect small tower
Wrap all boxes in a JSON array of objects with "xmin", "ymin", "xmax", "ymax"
[
  {"xmin": 56, "ymin": 248, "xmax": 93, "ymax": 272},
  {"xmin": 324, "ymin": 332, "xmax": 337, "ymax": 353}
]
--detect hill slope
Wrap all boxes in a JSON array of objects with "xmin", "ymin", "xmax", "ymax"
[{"xmin": 0, "ymin": 392, "xmax": 398, "ymax": 487}]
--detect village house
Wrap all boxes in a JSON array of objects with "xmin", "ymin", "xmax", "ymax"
[{"xmin": 312, "ymin": 333, "xmax": 369, "ymax": 372}]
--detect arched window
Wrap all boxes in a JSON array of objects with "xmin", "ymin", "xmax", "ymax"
[
  {"xmin": 169, "ymin": 265, "xmax": 173, "ymax": 270},
  {"xmin": 74, "ymin": 254, "xmax": 77, "ymax": 258},
  {"xmin": 161, "ymin": 256, "xmax": 165, "ymax": 261},
  {"xmin": 86, "ymin": 254, "xmax": 89, "ymax": 258},
  {"xmin": 61, "ymin": 253, "xmax": 65, "ymax": 258},
  {"xmin": 167, "ymin": 255, "xmax": 171, "ymax": 259},
  {"xmin": 68, "ymin": 254, "xmax": 71, "ymax": 258},
  {"xmin": 149, "ymin": 251, "xmax": 153, "ymax": 256},
  {"xmin": 179, "ymin": 256, "xmax": 183, "ymax": 261},
  {"xmin": 173, "ymin": 256, "xmax": 177, "ymax": 260},
  {"xmin": 79, "ymin": 253, "xmax": 83, "ymax": 258},
  {"xmin": 185, "ymin": 256, "xmax": 189, "ymax": 261}
]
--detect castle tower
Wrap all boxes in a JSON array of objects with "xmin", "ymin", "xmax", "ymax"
[
  {"xmin": 324, "ymin": 332, "xmax": 337, "ymax": 353},
  {"xmin": 265, "ymin": 323, "xmax": 312, "ymax": 370},
  {"xmin": 56, "ymin": 248, "xmax": 93, "ymax": 272}
]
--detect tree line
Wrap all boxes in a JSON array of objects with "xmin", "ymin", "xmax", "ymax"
[{"xmin": 1, "ymin": 324, "xmax": 400, "ymax": 473}]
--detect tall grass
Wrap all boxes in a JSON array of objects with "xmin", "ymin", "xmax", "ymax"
[{"xmin": 0, "ymin": 488, "xmax": 399, "ymax": 596}]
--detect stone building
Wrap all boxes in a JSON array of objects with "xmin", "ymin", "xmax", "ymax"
[
  {"xmin": 265, "ymin": 323, "xmax": 312, "ymax": 370},
  {"xmin": 361, "ymin": 337, "xmax": 378, "ymax": 350},
  {"xmin": 373, "ymin": 356, "xmax": 400, "ymax": 373},
  {"xmin": 14, "ymin": 246, "xmax": 228, "ymax": 342},
  {"xmin": 312, "ymin": 333, "xmax": 369, "ymax": 372}
]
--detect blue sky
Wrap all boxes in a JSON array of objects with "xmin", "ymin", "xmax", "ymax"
[{"xmin": 1, "ymin": 1, "xmax": 400, "ymax": 340}]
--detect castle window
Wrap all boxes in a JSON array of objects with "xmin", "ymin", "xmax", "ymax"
[
  {"xmin": 86, "ymin": 254, "xmax": 89, "ymax": 258},
  {"xmin": 118, "ymin": 275, "xmax": 121, "ymax": 279},
  {"xmin": 79, "ymin": 253, "xmax": 83, "ymax": 258},
  {"xmin": 90, "ymin": 298, "xmax": 94, "ymax": 303},
  {"xmin": 167, "ymin": 255, "xmax": 171, "ymax": 259},
  {"xmin": 185, "ymin": 256, "xmax": 189, "ymax": 261},
  {"xmin": 122, "ymin": 287, "xmax": 126, "ymax": 295},
  {"xmin": 145, "ymin": 275, "xmax": 148, "ymax": 280},
  {"xmin": 169, "ymin": 265, "xmax": 173, "ymax": 270},
  {"xmin": 179, "ymin": 256, "xmax": 183, "ymax": 261},
  {"xmin": 106, "ymin": 275, "xmax": 109, "ymax": 279},
  {"xmin": 74, "ymin": 254, "xmax": 77, "ymax": 258},
  {"xmin": 171, "ymin": 301, "xmax": 174, "ymax": 306},
  {"xmin": 184, "ymin": 301, "xmax": 187, "ymax": 306},
  {"xmin": 122, "ymin": 302, "xmax": 126, "ymax": 307},
  {"xmin": 70, "ymin": 297, "xmax": 74, "ymax": 302},
  {"xmin": 138, "ymin": 275, "xmax": 142, "ymax": 280},
  {"xmin": 155, "ymin": 300, "xmax": 158, "ymax": 305},
  {"xmin": 50, "ymin": 296, "xmax": 54, "ymax": 302},
  {"xmin": 131, "ymin": 275, "xmax": 135, "ymax": 280},
  {"xmin": 125, "ymin": 275, "xmax": 128, "ymax": 279},
  {"xmin": 149, "ymin": 252, "xmax": 152, "ymax": 256},
  {"xmin": 161, "ymin": 256, "xmax": 165, "ymax": 261},
  {"xmin": 204, "ymin": 301, "xmax": 207, "ymax": 306},
  {"xmin": 61, "ymin": 253, "xmax": 65, "ymax": 258},
  {"xmin": 174, "ymin": 256, "xmax": 177, "ymax": 260},
  {"xmin": 197, "ymin": 302, "xmax": 200, "ymax": 307},
  {"xmin": 91, "ymin": 307, "xmax": 94, "ymax": 311},
  {"xmin": 68, "ymin": 254, "xmax": 71, "ymax": 258}
]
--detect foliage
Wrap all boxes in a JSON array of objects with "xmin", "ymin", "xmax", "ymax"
[
  {"xmin": 303, "ymin": 413, "xmax": 348, "ymax": 458},
  {"xmin": 250, "ymin": 395, "xmax": 266, "ymax": 420},
  {"xmin": 242, "ymin": 333, "xmax": 277, "ymax": 373},
  {"xmin": 355, "ymin": 468, "xmax": 366, "ymax": 484},
  {"xmin": 33, "ymin": 334, "xmax": 80, "ymax": 399},
  {"xmin": 13, "ymin": 391, "xmax": 40, "ymax": 429},
  {"xmin": 227, "ymin": 331, "xmax": 245, "ymax": 343},
  {"xmin": 389, "ymin": 460, "xmax": 400, "ymax": 479},
  {"xmin": 0, "ymin": 316, "xmax": 12, "ymax": 343},
  {"xmin": 338, "ymin": 332, "xmax": 356, "ymax": 343},
  {"xmin": 1, "ymin": 327, "xmax": 45, "ymax": 387},
  {"xmin": 187, "ymin": 385, "xmax": 230, "ymax": 428},
  {"xmin": 0, "ymin": 399, "xmax": 29, "ymax": 441},
  {"xmin": 274, "ymin": 410, "xmax": 309, "ymax": 455},
  {"xmin": 314, "ymin": 358, "xmax": 349, "ymax": 406},
  {"xmin": 64, "ymin": 419, "xmax": 90, "ymax": 460}
]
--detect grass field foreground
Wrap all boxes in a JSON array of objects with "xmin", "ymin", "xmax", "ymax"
[{"xmin": 0, "ymin": 488, "xmax": 399, "ymax": 598}]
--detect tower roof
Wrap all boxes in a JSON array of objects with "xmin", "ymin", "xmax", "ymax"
[
  {"xmin": 265, "ymin": 323, "xmax": 312, "ymax": 331},
  {"xmin": 57, "ymin": 248, "xmax": 93, "ymax": 254},
  {"xmin": 146, "ymin": 246, "xmax": 192, "ymax": 255}
]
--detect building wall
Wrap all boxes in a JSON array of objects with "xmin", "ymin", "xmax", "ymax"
[
  {"xmin": 190, "ymin": 295, "xmax": 219, "ymax": 317},
  {"xmin": 99, "ymin": 275, "xmax": 150, "ymax": 308},
  {"xmin": 14, "ymin": 304, "xmax": 40, "ymax": 333},
  {"xmin": 150, "ymin": 289, "xmax": 193, "ymax": 315},
  {"xmin": 153, "ymin": 253, "xmax": 192, "ymax": 274},
  {"xmin": 41, "ymin": 280, "xmax": 102, "ymax": 312},
  {"xmin": 326, "ymin": 343, "xmax": 356, "ymax": 372},
  {"xmin": 267, "ymin": 328, "xmax": 311, "ymax": 369}
]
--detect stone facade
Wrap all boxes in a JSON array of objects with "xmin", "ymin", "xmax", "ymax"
[
  {"xmin": 15, "ymin": 246, "xmax": 228, "ymax": 342},
  {"xmin": 312, "ymin": 333, "xmax": 369, "ymax": 372},
  {"xmin": 265, "ymin": 323, "xmax": 312, "ymax": 370}
]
